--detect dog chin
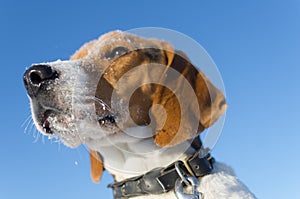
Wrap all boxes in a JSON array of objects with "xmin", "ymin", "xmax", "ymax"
[{"xmin": 60, "ymin": 136, "xmax": 82, "ymax": 148}]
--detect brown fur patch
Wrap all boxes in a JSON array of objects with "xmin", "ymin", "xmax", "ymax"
[{"xmin": 89, "ymin": 150, "xmax": 104, "ymax": 183}]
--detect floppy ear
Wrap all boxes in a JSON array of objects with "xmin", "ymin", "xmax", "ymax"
[
  {"xmin": 89, "ymin": 149, "xmax": 104, "ymax": 183},
  {"xmin": 152, "ymin": 48, "xmax": 227, "ymax": 147}
]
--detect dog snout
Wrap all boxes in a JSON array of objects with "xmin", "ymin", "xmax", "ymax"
[{"xmin": 23, "ymin": 64, "xmax": 58, "ymax": 97}]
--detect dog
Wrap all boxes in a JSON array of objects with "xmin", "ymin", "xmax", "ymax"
[{"xmin": 23, "ymin": 30, "xmax": 256, "ymax": 199}]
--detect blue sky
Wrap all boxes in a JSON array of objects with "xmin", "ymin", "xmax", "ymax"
[{"xmin": 1, "ymin": 0, "xmax": 299, "ymax": 198}]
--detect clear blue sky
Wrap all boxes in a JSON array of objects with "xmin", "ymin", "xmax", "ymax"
[{"xmin": 1, "ymin": 0, "xmax": 299, "ymax": 198}]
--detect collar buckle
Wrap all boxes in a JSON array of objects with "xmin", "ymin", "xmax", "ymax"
[{"xmin": 175, "ymin": 176, "xmax": 203, "ymax": 199}]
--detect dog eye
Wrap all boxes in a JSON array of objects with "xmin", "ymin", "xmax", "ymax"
[{"xmin": 105, "ymin": 46, "xmax": 129, "ymax": 59}]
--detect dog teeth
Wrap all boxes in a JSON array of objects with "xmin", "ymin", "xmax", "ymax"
[
  {"xmin": 40, "ymin": 110, "xmax": 54, "ymax": 134},
  {"xmin": 42, "ymin": 120, "xmax": 52, "ymax": 133},
  {"xmin": 42, "ymin": 120, "xmax": 49, "ymax": 128}
]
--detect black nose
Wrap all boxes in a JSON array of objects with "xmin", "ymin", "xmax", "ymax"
[{"xmin": 23, "ymin": 64, "xmax": 58, "ymax": 97}]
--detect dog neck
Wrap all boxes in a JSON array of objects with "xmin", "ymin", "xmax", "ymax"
[
  {"xmin": 85, "ymin": 126, "xmax": 202, "ymax": 181},
  {"xmin": 107, "ymin": 147, "xmax": 214, "ymax": 199}
]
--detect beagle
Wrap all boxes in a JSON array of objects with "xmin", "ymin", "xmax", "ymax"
[{"xmin": 23, "ymin": 31, "xmax": 256, "ymax": 199}]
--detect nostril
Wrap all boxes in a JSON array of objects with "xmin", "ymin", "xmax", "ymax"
[
  {"xmin": 23, "ymin": 64, "xmax": 58, "ymax": 96},
  {"xmin": 26, "ymin": 64, "xmax": 58, "ymax": 85},
  {"xmin": 29, "ymin": 71, "xmax": 43, "ymax": 85}
]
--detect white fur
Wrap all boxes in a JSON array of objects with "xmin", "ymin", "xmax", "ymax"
[{"xmin": 85, "ymin": 126, "xmax": 195, "ymax": 177}]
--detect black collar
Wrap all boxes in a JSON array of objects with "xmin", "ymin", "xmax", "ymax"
[{"xmin": 108, "ymin": 138, "xmax": 215, "ymax": 199}]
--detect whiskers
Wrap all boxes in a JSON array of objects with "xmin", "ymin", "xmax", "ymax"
[
  {"xmin": 21, "ymin": 113, "xmax": 41, "ymax": 143},
  {"xmin": 21, "ymin": 112, "xmax": 63, "ymax": 145},
  {"xmin": 89, "ymin": 96, "xmax": 113, "ymax": 112},
  {"xmin": 22, "ymin": 114, "xmax": 34, "ymax": 135}
]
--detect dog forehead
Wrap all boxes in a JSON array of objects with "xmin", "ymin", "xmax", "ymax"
[
  {"xmin": 71, "ymin": 30, "xmax": 170, "ymax": 62},
  {"xmin": 97, "ymin": 31, "xmax": 142, "ymax": 46},
  {"xmin": 93, "ymin": 31, "xmax": 164, "ymax": 54},
  {"xmin": 97, "ymin": 30, "xmax": 125, "ymax": 42},
  {"xmin": 91, "ymin": 31, "xmax": 132, "ymax": 51}
]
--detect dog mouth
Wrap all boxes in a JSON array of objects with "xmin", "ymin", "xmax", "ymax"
[
  {"xmin": 41, "ymin": 110, "xmax": 54, "ymax": 134},
  {"xmin": 38, "ymin": 103, "xmax": 117, "ymax": 136}
]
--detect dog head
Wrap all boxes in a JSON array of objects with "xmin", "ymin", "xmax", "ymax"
[{"xmin": 23, "ymin": 30, "xmax": 227, "ymax": 182}]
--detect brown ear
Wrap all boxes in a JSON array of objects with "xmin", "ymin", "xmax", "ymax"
[
  {"xmin": 152, "ymin": 49, "xmax": 227, "ymax": 147},
  {"xmin": 89, "ymin": 149, "xmax": 104, "ymax": 183}
]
